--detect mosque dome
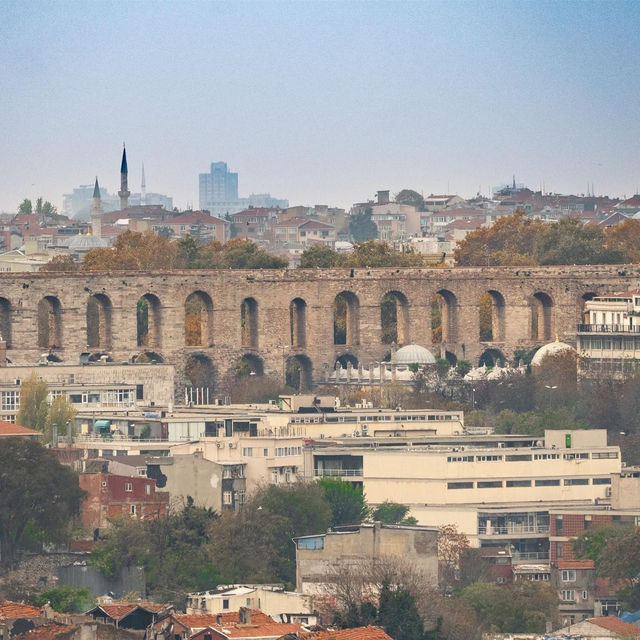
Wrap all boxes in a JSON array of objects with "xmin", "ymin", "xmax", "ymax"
[
  {"xmin": 392, "ymin": 344, "xmax": 436, "ymax": 365},
  {"xmin": 530, "ymin": 340, "xmax": 576, "ymax": 366}
]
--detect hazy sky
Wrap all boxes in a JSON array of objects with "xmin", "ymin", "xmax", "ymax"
[{"xmin": 2, "ymin": 0, "xmax": 639, "ymax": 213}]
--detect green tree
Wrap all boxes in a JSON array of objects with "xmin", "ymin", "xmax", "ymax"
[
  {"xmin": 318, "ymin": 477, "xmax": 368, "ymax": 526},
  {"xmin": 44, "ymin": 395, "xmax": 77, "ymax": 445},
  {"xmin": 395, "ymin": 189, "xmax": 425, "ymax": 210},
  {"xmin": 0, "ymin": 439, "xmax": 85, "ymax": 568},
  {"xmin": 349, "ymin": 207, "xmax": 379, "ymax": 242},
  {"xmin": 455, "ymin": 360, "xmax": 472, "ymax": 377},
  {"xmin": 435, "ymin": 358, "xmax": 450, "ymax": 379},
  {"xmin": 378, "ymin": 582, "xmax": 427, "ymax": 640},
  {"xmin": 34, "ymin": 586, "xmax": 93, "ymax": 613},
  {"xmin": 299, "ymin": 244, "xmax": 343, "ymax": 268},
  {"xmin": 458, "ymin": 581, "xmax": 558, "ymax": 633},
  {"xmin": 209, "ymin": 482, "xmax": 332, "ymax": 586},
  {"xmin": 371, "ymin": 501, "xmax": 416, "ymax": 525},
  {"xmin": 18, "ymin": 198, "xmax": 32, "ymax": 214},
  {"xmin": 16, "ymin": 373, "xmax": 49, "ymax": 434},
  {"xmin": 535, "ymin": 217, "xmax": 623, "ymax": 265},
  {"xmin": 343, "ymin": 240, "xmax": 424, "ymax": 267}
]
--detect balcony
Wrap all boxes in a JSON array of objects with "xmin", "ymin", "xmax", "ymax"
[
  {"xmin": 314, "ymin": 468, "xmax": 363, "ymax": 477},
  {"xmin": 512, "ymin": 551, "xmax": 550, "ymax": 562},
  {"xmin": 577, "ymin": 324, "xmax": 640, "ymax": 333},
  {"xmin": 478, "ymin": 524, "xmax": 550, "ymax": 536}
]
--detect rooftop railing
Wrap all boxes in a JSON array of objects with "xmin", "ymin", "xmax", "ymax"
[{"xmin": 577, "ymin": 324, "xmax": 640, "ymax": 333}]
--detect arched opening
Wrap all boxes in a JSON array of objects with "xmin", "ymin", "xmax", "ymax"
[
  {"xmin": 334, "ymin": 291, "xmax": 360, "ymax": 346},
  {"xmin": 241, "ymin": 298, "xmax": 258, "ymax": 348},
  {"xmin": 431, "ymin": 290, "xmax": 458, "ymax": 344},
  {"xmin": 445, "ymin": 350, "xmax": 457, "ymax": 366},
  {"xmin": 479, "ymin": 348, "xmax": 505, "ymax": 367},
  {"xmin": 133, "ymin": 351, "xmax": 164, "ymax": 364},
  {"xmin": 290, "ymin": 298, "xmax": 307, "ymax": 347},
  {"xmin": 580, "ymin": 292, "xmax": 597, "ymax": 324},
  {"xmin": 0, "ymin": 297, "xmax": 11, "ymax": 347},
  {"xmin": 285, "ymin": 355, "xmax": 313, "ymax": 391},
  {"xmin": 531, "ymin": 292, "xmax": 553, "ymax": 341},
  {"xmin": 335, "ymin": 353, "xmax": 358, "ymax": 369},
  {"xmin": 185, "ymin": 291, "xmax": 214, "ymax": 347},
  {"xmin": 236, "ymin": 353, "xmax": 264, "ymax": 378},
  {"xmin": 37, "ymin": 296, "xmax": 62, "ymax": 350},
  {"xmin": 479, "ymin": 290, "xmax": 506, "ymax": 342},
  {"xmin": 380, "ymin": 291, "xmax": 409, "ymax": 345},
  {"xmin": 185, "ymin": 353, "xmax": 216, "ymax": 400},
  {"xmin": 86, "ymin": 294, "xmax": 112, "ymax": 350},
  {"xmin": 137, "ymin": 294, "xmax": 162, "ymax": 348}
]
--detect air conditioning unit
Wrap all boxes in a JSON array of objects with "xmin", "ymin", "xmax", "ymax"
[
  {"xmin": 216, "ymin": 442, "xmax": 223, "ymax": 448},
  {"xmin": 361, "ymin": 424, "xmax": 368, "ymax": 432},
  {"xmin": 605, "ymin": 487, "xmax": 612, "ymax": 497},
  {"xmin": 228, "ymin": 443, "xmax": 237, "ymax": 449}
]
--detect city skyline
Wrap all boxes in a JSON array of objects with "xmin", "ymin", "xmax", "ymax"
[{"xmin": 1, "ymin": 0, "xmax": 639, "ymax": 213}]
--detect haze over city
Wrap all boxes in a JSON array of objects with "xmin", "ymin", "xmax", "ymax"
[{"xmin": 2, "ymin": 0, "xmax": 639, "ymax": 213}]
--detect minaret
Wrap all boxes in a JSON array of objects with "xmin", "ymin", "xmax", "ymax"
[
  {"xmin": 91, "ymin": 177, "xmax": 103, "ymax": 239},
  {"xmin": 118, "ymin": 144, "xmax": 130, "ymax": 210},
  {"xmin": 141, "ymin": 162, "xmax": 146, "ymax": 205}
]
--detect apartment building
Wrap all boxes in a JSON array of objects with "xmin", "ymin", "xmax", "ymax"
[{"xmin": 577, "ymin": 290, "xmax": 640, "ymax": 377}]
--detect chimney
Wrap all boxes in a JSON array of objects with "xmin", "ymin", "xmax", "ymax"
[
  {"xmin": 238, "ymin": 607, "xmax": 251, "ymax": 624},
  {"xmin": 377, "ymin": 190, "xmax": 390, "ymax": 205}
]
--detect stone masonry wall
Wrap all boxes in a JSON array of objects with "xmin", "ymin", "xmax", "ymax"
[{"xmin": 1, "ymin": 265, "xmax": 638, "ymax": 398}]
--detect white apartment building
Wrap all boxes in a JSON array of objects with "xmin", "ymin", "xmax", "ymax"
[{"xmin": 577, "ymin": 290, "xmax": 640, "ymax": 377}]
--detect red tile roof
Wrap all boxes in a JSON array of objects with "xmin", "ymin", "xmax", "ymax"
[
  {"xmin": 176, "ymin": 611, "xmax": 273, "ymax": 630},
  {"xmin": 588, "ymin": 616, "xmax": 640, "ymax": 634},
  {"xmin": 0, "ymin": 601, "xmax": 44, "ymax": 619},
  {"xmin": 0, "ymin": 421, "xmax": 41, "ymax": 437},
  {"xmin": 95, "ymin": 604, "xmax": 137, "ymax": 620},
  {"xmin": 193, "ymin": 622, "xmax": 304, "ymax": 640},
  {"xmin": 307, "ymin": 626, "xmax": 393, "ymax": 640}
]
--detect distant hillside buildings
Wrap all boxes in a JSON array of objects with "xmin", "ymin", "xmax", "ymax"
[{"xmin": 198, "ymin": 162, "xmax": 288, "ymax": 217}]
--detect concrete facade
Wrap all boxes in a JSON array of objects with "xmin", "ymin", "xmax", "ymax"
[{"xmin": 1, "ymin": 265, "xmax": 639, "ymax": 398}]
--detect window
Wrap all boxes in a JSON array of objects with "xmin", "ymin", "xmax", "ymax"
[
  {"xmin": 535, "ymin": 479, "xmax": 560, "ymax": 486},
  {"xmin": 447, "ymin": 455, "xmax": 474, "ymax": 462},
  {"xmin": 593, "ymin": 477, "xmax": 612, "ymax": 484},
  {"xmin": 564, "ymin": 453, "xmax": 589, "ymax": 460},
  {"xmin": 564, "ymin": 478, "xmax": 589, "ymax": 485},
  {"xmin": 562, "ymin": 570, "xmax": 576, "ymax": 582},
  {"xmin": 556, "ymin": 542, "xmax": 564, "ymax": 558},
  {"xmin": 285, "ymin": 469, "xmax": 292, "ymax": 483},
  {"xmin": 1, "ymin": 390, "xmax": 19, "ymax": 412},
  {"xmin": 130, "ymin": 505, "xmax": 136, "ymax": 515},
  {"xmin": 296, "ymin": 536, "xmax": 324, "ymax": 550},
  {"xmin": 496, "ymin": 576, "xmax": 507, "ymax": 584},
  {"xmin": 561, "ymin": 589, "xmax": 576, "ymax": 602},
  {"xmin": 447, "ymin": 482, "xmax": 473, "ymax": 489},
  {"xmin": 145, "ymin": 484, "xmax": 151, "ymax": 495},
  {"xmin": 505, "ymin": 454, "xmax": 532, "ymax": 462},
  {"xmin": 222, "ymin": 599, "xmax": 229, "ymax": 610},
  {"xmin": 272, "ymin": 471, "xmax": 279, "ymax": 484},
  {"xmin": 506, "ymin": 480, "xmax": 531, "ymax": 487},
  {"xmin": 592, "ymin": 451, "xmax": 618, "ymax": 459},
  {"xmin": 555, "ymin": 516, "xmax": 563, "ymax": 532},
  {"xmin": 263, "ymin": 448, "xmax": 269, "ymax": 456},
  {"xmin": 477, "ymin": 455, "xmax": 502, "ymax": 462},
  {"xmin": 582, "ymin": 590, "xmax": 588, "ymax": 600},
  {"xmin": 242, "ymin": 447, "xmax": 253, "ymax": 457},
  {"xmin": 125, "ymin": 482, "xmax": 133, "ymax": 492},
  {"xmin": 477, "ymin": 481, "xmax": 502, "ymax": 488},
  {"xmin": 222, "ymin": 491, "xmax": 233, "ymax": 505},
  {"xmin": 275, "ymin": 446, "xmax": 302, "ymax": 457},
  {"xmin": 534, "ymin": 453, "xmax": 559, "ymax": 460}
]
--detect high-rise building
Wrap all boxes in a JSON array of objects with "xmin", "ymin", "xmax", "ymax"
[{"xmin": 199, "ymin": 162, "xmax": 239, "ymax": 215}]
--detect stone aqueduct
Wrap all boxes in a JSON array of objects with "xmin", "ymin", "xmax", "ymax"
[{"xmin": 1, "ymin": 265, "xmax": 639, "ymax": 397}]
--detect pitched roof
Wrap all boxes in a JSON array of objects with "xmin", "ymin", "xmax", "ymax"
[
  {"xmin": 588, "ymin": 616, "xmax": 640, "ymax": 635},
  {"xmin": 89, "ymin": 601, "xmax": 170, "ymax": 620},
  {"xmin": 0, "ymin": 421, "xmax": 41, "ymax": 437},
  {"xmin": 0, "ymin": 601, "xmax": 44, "ymax": 619},
  {"xmin": 175, "ymin": 611, "xmax": 273, "ymax": 630},
  {"xmin": 307, "ymin": 626, "xmax": 394, "ymax": 640},
  {"xmin": 12, "ymin": 623, "xmax": 76, "ymax": 640},
  {"xmin": 193, "ymin": 622, "xmax": 304, "ymax": 640}
]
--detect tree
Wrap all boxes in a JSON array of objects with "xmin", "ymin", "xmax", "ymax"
[
  {"xmin": 606, "ymin": 219, "xmax": 640, "ymax": 263},
  {"xmin": 0, "ymin": 439, "xmax": 85, "ymax": 568},
  {"xmin": 349, "ymin": 208, "xmax": 378, "ymax": 242},
  {"xmin": 40, "ymin": 255, "xmax": 77, "ymax": 272},
  {"xmin": 18, "ymin": 199, "xmax": 32, "ymax": 214},
  {"xmin": 378, "ymin": 581, "xmax": 427, "ymax": 640},
  {"xmin": 371, "ymin": 501, "xmax": 417, "ymax": 525},
  {"xmin": 44, "ymin": 395, "xmax": 77, "ymax": 445},
  {"xmin": 317, "ymin": 477, "xmax": 368, "ymax": 526},
  {"xmin": 33, "ymin": 586, "xmax": 93, "ymax": 613},
  {"xmin": 438, "ymin": 524, "xmax": 470, "ymax": 592},
  {"xmin": 455, "ymin": 360, "xmax": 472, "ymax": 377},
  {"xmin": 221, "ymin": 238, "xmax": 288, "ymax": 269},
  {"xmin": 209, "ymin": 482, "xmax": 332, "ymax": 586},
  {"xmin": 395, "ymin": 190, "xmax": 425, "ymax": 210},
  {"xmin": 458, "ymin": 580, "xmax": 558, "ymax": 633},
  {"xmin": 342, "ymin": 240, "xmax": 425, "ymax": 267},
  {"xmin": 299, "ymin": 244, "xmax": 342, "ymax": 268},
  {"xmin": 453, "ymin": 211, "xmax": 543, "ymax": 266},
  {"xmin": 16, "ymin": 373, "xmax": 49, "ymax": 435},
  {"xmin": 535, "ymin": 217, "xmax": 623, "ymax": 265}
]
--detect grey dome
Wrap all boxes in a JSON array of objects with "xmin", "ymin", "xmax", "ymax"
[
  {"xmin": 392, "ymin": 344, "xmax": 436, "ymax": 365},
  {"xmin": 531, "ymin": 340, "xmax": 575, "ymax": 366}
]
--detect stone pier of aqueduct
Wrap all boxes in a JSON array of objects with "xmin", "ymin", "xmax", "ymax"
[{"xmin": 1, "ymin": 265, "xmax": 638, "ymax": 398}]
